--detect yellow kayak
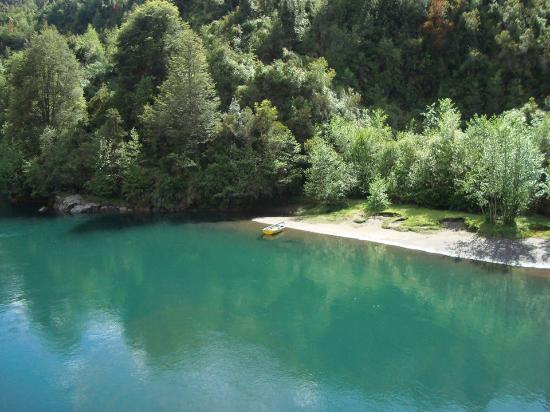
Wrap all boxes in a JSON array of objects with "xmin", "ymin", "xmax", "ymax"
[{"xmin": 262, "ymin": 223, "xmax": 285, "ymax": 235}]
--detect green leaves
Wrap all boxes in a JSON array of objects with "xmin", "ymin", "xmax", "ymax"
[
  {"xmin": 142, "ymin": 23, "xmax": 220, "ymax": 161},
  {"xmin": 199, "ymin": 99, "xmax": 303, "ymax": 206},
  {"xmin": 113, "ymin": 0, "xmax": 184, "ymax": 125},
  {"xmin": 5, "ymin": 26, "xmax": 85, "ymax": 157},
  {"xmin": 462, "ymin": 111, "xmax": 545, "ymax": 223},
  {"xmin": 365, "ymin": 176, "xmax": 391, "ymax": 214},
  {"xmin": 304, "ymin": 136, "xmax": 356, "ymax": 202}
]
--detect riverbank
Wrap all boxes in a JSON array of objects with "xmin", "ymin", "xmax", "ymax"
[{"xmin": 254, "ymin": 215, "xmax": 550, "ymax": 269}]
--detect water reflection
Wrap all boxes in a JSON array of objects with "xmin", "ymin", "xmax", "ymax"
[{"xmin": 1, "ymin": 214, "xmax": 550, "ymax": 410}]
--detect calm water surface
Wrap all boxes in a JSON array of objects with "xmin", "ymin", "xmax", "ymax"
[{"xmin": 1, "ymin": 204, "xmax": 550, "ymax": 411}]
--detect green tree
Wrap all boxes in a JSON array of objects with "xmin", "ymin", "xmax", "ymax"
[
  {"xmin": 174, "ymin": 0, "xmax": 238, "ymax": 27},
  {"xmin": 239, "ymin": 52, "xmax": 359, "ymax": 141},
  {"xmin": 462, "ymin": 111, "xmax": 544, "ymax": 223},
  {"xmin": 204, "ymin": 38, "xmax": 257, "ymax": 108},
  {"xmin": 409, "ymin": 99, "xmax": 464, "ymax": 208},
  {"xmin": 5, "ymin": 26, "xmax": 85, "ymax": 157},
  {"xmin": 142, "ymin": 23, "xmax": 220, "ymax": 161},
  {"xmin": 0, "ymin": 139, "xmax": 24, "ymax": 195},
  {"xmin": 304, "ymin": 136, "xmax": 356, "ymax": 202},
  {"xmin": 0, "ymin": 61, "xmax": 7, "ymax": 134},
  {"xmin": 0, "ymin": 0, "xmax": 38, "ymax": 57},
  {"xmin": 113, "ymin": 0, "xmax": 183, "ymax": 125},
  {"xmin": 279, "ymin": 0, "xmax": 317, "ymax": 45},
  {"xmin": 70, "ymin": 25, "xmax": 108, "ymax": 97},
  {"xmin": 323, "ymin": 110, "xmax": 393, "ymax": 195},
  {"xmin": 42, "ymin": 0, "xmax": 137, "ymax": 34},
  {"xmin": 86, "ymin": 108, "xmax": 143, "ymax": 198},
  {"xmin": 365, "ymin": 176, "xmax": 391, "ymax": 214},
  {"xmin": 23, "ymin": 128, "xmax": 96, "ymax": 197},
  {"xmin": 386, "ymin": 131, "xmax": 422, "ymax": 202},
  {"xmin": 201, "ymin": 100, "xmax": 302, "ymax": 206}
]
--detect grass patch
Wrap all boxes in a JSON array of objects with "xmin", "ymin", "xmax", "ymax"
[
  {"xmin": 292, "ymin": 201, "xmax": 550, "ymax": 239},
  {"xmin": 466, "ymin": 215, "xmax": 550, "ymax": 238},
  {"xmin": 382, "ymin": 205, "xmax": 477, "ymax": 232}
]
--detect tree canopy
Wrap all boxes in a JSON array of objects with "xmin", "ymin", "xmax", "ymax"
[
  {"xmin": 4, "ymin": 26, "xmax": 85, "ymax": 156},
  {"xmin": 0, "ymin": 0, "xmax": 549, "ymax": 224}
]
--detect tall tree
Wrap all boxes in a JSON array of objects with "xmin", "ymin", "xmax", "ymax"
[
  {"xmin": 142, "ymin": 23, "xmax": 220, "ymax": 162},
  {"xmin": 0, "ymin": 61, "xmax": 7, "ymax": 136},
  {"xmin": 5, "ymin": 26, "xmax": 85, "ymax": 156},
  {"xmin": 304, "ymin": 135, "xmax": 357, "ymax": 202},
  {"xmin": 113, "ymin": 0, "xmax": 183, "ymax": 125}
]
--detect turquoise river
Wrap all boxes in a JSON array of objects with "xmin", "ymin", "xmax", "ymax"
[{"xmin": 1, "ymin": 203, "xmax": 550, "ymax": 411}]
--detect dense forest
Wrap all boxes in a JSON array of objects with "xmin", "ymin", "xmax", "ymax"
[{"xmin": 0, "ymin": 0, "xmax": 549, "ymax": 223}]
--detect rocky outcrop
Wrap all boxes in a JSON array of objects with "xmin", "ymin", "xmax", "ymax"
[
  {"xmin": 54, "ymin": 195, "xmax": 99, "ymax": 215},
  {"xmin": 55, "ymin": 195, "xmax": 82, "ymax": 214},
  {"xmin": 53, "ymin": 194, "xmax": 138, "ymax": 215}
]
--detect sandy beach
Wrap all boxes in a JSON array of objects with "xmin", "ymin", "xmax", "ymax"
[{"xmin": 254, "ymin": 216, "xmax": 550, "ymax": 269}]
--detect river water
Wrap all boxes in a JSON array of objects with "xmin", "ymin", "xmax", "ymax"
[{"xmin": 1, "ymin": 207, "xmax": 549, "ymax": 411}]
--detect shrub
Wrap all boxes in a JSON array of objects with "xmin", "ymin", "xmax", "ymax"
[
  {"xmin": 365, "ymin": 176, "xmax": 391, "ymax": 214},
  {"xmin": 304, "ymin": 136, "xmax": 357, "ymax": 202}
]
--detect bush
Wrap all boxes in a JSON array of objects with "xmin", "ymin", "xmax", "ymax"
[
  {"xmin": 0, "ymin": 139, "xmax": 24, "ymax": 195},
  {"xmin": 304, "ymin": 136, "xmax": 357, "ymax": 202},
  {"xmin": 122, "ymin": 165, "xmax": 153, "ymax": 205},
  {"xmin": 365, "ymin": 176, "xmax": 391, "ymax": 214},
  {"xmin": 461, "ymin": 110, "xmax": 544, "ymax": 223}
]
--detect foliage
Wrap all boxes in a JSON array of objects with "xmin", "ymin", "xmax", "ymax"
[
  {"xmin": 0, "ymin": 61, "xmax": 7, "ymax": 134},
  {"xmin": 23, "ymin": 128, "xmax": 96, "ymax": 197},
  {"xmin": 461, "ymin": 111, "xmax": 544, "ymax": 223},
  {"xmin": 238, "ymin": 51, "xmax": 359, "ymax": 141},
  {"xmin": 202, "ymin": 37, "xmax": 257, "ymax": 108},
  {"xmin": 0, "ymin": 139, "xmax": 24, "ymax": 195},
  {"xmin": 408, "ymin": 98, "xmax": 464, "ymax": 209},
  {"xmin": 365, "ymin": 176, "xmax": 391, "ymax": 215},
  {"xmin": 200, "ymin": 100, "xmax": 303, "ymax": 206},
  {"xmin": 1, "ymin": 0, "xmax": 550, "ymax": 224},
  {"xmin": 0, "ymin": 0, "xmax": 37, "ymax": 57},
  {"xmin": 321, "ymin": 110, "xmax": 392, "ymax": 195},
  {"xmin": 304, "ymin": 136, "xmax": 356, "ymax": 203},
  {"xmin": 142, "ymin": 23, "xmax": 220, "ymax": 161},
  {"xmin": 41, "ymin": 0, "xmax": 139, "ymax": 34},
  {"xmin": 174, "ymin": 0, "xmax": 238, "ymax": 27},
  {"xmin": 69, "ymin": 25, "xmax": 109, "ymax": 97},
  {"xmin": 113, "ymin": 0, "xmax": 184, "ymax": 125},
  {"xmin": 4, "ymin": 26, "xmax": 86, "ymax": 157},
  {"xmin": 86, "ymin": 109, "xmax": 143, "ymax": 198}
]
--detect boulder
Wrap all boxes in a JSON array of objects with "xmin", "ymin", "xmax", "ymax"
[
  {"xmin": 54, "ymin": 194, "xmax": 83, "ymax": 214},
  {"xmin": 38, "ymin": 206, "xmax": 48, "ymax": 214},
  {"xmin": 353, "ymin": 213, "xmax": 366, "ymax": 224},
  {"xmin": 54, "ymin": 194, "xmax": 100, "ymax": 215}
]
